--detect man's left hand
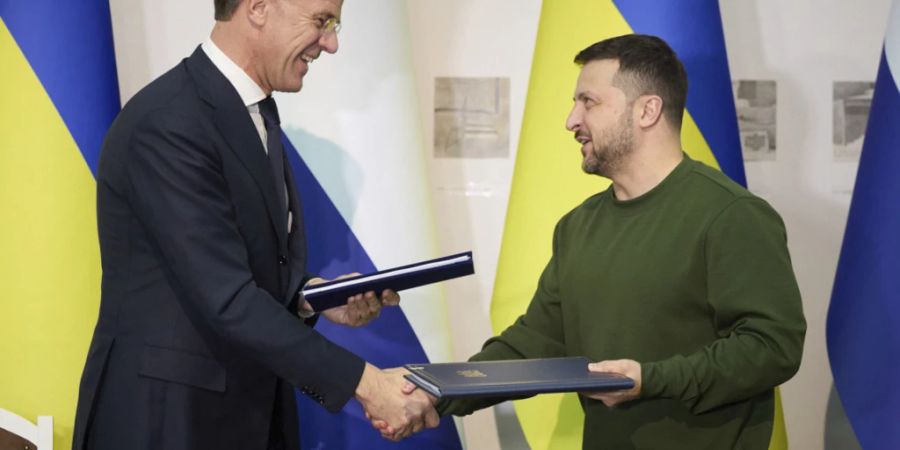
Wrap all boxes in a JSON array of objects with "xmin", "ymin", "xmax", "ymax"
[
  {"xmin": 583, "ymin": 359, "xmax": 642, "ymax": 407},
  {"xmin": 304, "ymin": 274, "xmax": 400, "ymax": 327}
]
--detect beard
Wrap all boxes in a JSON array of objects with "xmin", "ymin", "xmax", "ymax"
[{"xmin": 582, "ymin": 113, "xmax": 634, "ymax": 177}]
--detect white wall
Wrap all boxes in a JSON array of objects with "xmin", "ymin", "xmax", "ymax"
[
  {"xmin": 108, "ymin": 1, "xmax": 892, "ymax": 449},
  {"xmin": 406, "ymin": 1, "xmax": 541, "ymax": 448},
  {"xmin": 722, "ymin": 1, "xmax": 891, "ymax": 449},
  {"xmin": 109, "ymin": 1, "xmax": 214, "ymax": 102}
]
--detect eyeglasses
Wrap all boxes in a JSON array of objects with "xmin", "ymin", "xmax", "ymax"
[{"xmin": 320, "ymin": 16, "xmax": 341, "ymax": 36}]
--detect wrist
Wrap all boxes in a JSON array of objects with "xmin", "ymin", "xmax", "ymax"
[
  {"xmin": 297, "ymin": 278, "xmax": 322, "ymax": 318},
  {"xmin": 355, "ymin": 363, "xmax": 379, "ymax": 402}
]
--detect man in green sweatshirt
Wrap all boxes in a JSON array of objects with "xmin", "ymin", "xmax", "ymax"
[{"xmin": 377, "ymin": 34, "xmax": 806, "ymax": 449}]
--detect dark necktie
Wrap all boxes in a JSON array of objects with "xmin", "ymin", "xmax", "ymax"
[{"xmin": 257, "ymin": 96, "xmax": 289, "ymax": 229}]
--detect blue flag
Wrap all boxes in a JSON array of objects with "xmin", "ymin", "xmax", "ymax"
[{"xmin": 827, "ymin": 2, "xmax": 900, "ymax": 450}]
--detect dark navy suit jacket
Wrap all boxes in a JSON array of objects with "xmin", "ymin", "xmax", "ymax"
[{"xmin": 72, "ymin": 47, "xmax": 364, "ymax": 450}]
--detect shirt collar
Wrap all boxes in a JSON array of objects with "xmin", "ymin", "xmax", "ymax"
[{"xmin": 201, "ymin": 37, "xmax": 267, "ymax": 107}]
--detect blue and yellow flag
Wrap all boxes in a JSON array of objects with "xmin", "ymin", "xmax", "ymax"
[
  {"xmin": 490, "ymin": 1, "xmax": 788, "ymax": 449},
  {"xmin": 0, "ymin": 2, "xmax": 119, "ymax": 449},
  {"xmin": 827, "ymin": 2, "xmax": 900, "ymax": 449}
]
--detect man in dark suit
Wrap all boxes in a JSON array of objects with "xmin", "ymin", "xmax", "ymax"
[{"xmin": 72, "ymin": 1, "xmax": 439, "ymax": 449}]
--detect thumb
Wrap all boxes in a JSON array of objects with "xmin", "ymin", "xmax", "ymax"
[
  {"xmin": 425, "ymin": 408, "xmax": 440, "ymax": 428},
  {"xmin": 402, "ymin": 381, "xmax": 418, "ymax": 395},
  {"xmin": 589, "ymin": 360, "xmax": 623, "ymax": 373}
]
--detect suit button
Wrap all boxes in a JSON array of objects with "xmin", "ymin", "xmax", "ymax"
[{"xmin": 278, "ymin": 255, "xmax": 287, "ymax": 265}]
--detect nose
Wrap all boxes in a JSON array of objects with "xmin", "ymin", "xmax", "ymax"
[
  {"xmin": 566, "ymin": 103, "xmax": 582, "ymax": 132},
  {"xmin": 320, "ymin": 32, "xmax": 339, "ymax": 54}
]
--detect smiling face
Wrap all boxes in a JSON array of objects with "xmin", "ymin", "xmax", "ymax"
[
  {"xmin": 255, "ymin": 0, "xmax": 342, "ymax": 93},
  {"xmin": 565, "ymin": 59, "xmax": 636, "ymax": 177}
]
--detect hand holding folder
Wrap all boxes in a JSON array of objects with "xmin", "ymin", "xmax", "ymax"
[
  {"xmin": 302, "ymin": 275, "xmax": 400, "ymax": 327},
  {"xmin": 402, "ymin": 357, "xmax": 635, "ymax": 399},
  {"xmin": 581, "ymin": 359, "xmax": 643, "ymax": 407},
  {"xmin": 301, "ymin": 251, "xmax": 475, "ymax": 312}
]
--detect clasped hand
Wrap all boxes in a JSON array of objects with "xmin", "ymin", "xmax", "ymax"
[{"xmin": 355, "ymin": 364, "xmax": 440, "ymax": 441}]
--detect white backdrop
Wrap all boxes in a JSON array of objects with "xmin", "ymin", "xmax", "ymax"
[{"xmin": 108, "ymin": 1, "xmax": 892, "ymax": 448}]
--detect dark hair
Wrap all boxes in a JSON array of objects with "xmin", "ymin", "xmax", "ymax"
[
  {"xmin": 574, "ymin": 34, "xmax": 688, "ymax": 128},
  {"xmin": 214, "ymin": 0, "xmax": 241, "ymax": 21}
]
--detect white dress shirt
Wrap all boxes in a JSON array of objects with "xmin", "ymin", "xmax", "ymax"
[{"xmin": 201, "ymin": 38, "xmax": 269, "ymax": 151}]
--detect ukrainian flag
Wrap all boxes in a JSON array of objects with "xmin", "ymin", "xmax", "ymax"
[
  {"xmin": 0, "ymin": 2, "xmax": 119, "ymax": 449},
  {"xmin": 827, "ymin": 2, "xmax": 900, "ymax": 449},
  {"xmin": 491, "ymin": 1, "xmax": 787, "ymax": 449}
]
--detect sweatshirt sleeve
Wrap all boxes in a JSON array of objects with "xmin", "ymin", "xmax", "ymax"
[{"xmin": 640, "ymin": 197, "xmax": 806, "ymax": 414}]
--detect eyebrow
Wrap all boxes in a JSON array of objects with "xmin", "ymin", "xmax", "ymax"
[{"xmin": 315, "ymin": 11, "xmax": 340, "ymax": 21}]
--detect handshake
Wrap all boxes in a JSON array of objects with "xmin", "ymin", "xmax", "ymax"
[
  {"xmin": 354, "ymin": 363, "xmax": 440, "ymax": 441},
  {"xmin": 303, "ymin": 283, "xmax": 439, "ymax": 441}
]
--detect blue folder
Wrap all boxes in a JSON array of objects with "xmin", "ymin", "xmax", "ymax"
[
  {"xmin": 301, "ymin": 251, "xmax": 474, "ymax": 311},
  {"xmin": 403, "ymin": 356, "xmax": 634, "ymax": 398}
]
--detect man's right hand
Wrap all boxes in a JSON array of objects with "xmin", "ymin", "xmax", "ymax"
[{"xmin": 355, "ymin": 363, "xmax": 440, "ymax": 441}]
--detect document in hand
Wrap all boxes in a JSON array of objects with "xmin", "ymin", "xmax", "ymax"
[
  {"xmin": 403, "ymin": 357, "xmax": 634, "ymax": 399},
  {"xmin": 301, "ymin": 251, "xmax": 474, "ymax": 311}
]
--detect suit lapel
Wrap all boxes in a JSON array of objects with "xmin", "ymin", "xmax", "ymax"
[{"xmin": 185, "ymin": 47, "xmax": 288, "ymax": 248}]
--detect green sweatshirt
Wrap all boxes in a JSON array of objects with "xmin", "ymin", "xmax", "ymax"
[{"xmin": 439, "ymin": 156, "xmax": 806, "ymax": 449}]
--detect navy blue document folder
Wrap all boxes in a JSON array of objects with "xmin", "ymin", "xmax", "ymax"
[
  {"xmin": 301, "ymin": 251, "xmax": 474, "ymax": 311},
  {"xmin": 403, "ymin": 357, "xmax": 634, "ymax": 398}
]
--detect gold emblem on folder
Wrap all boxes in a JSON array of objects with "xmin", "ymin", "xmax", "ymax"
[{"xmin": 457, "ymin": 369, "xmax": 487, "ymax": 378}]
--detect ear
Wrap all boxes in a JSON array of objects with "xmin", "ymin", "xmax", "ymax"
[
  {"xmin": 246, "ymin": 0, "xmax": 268, "ymax": 27},
  {"xmin": 636, "ymin": 95, "xmax": 664, "ymax": 129}
]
